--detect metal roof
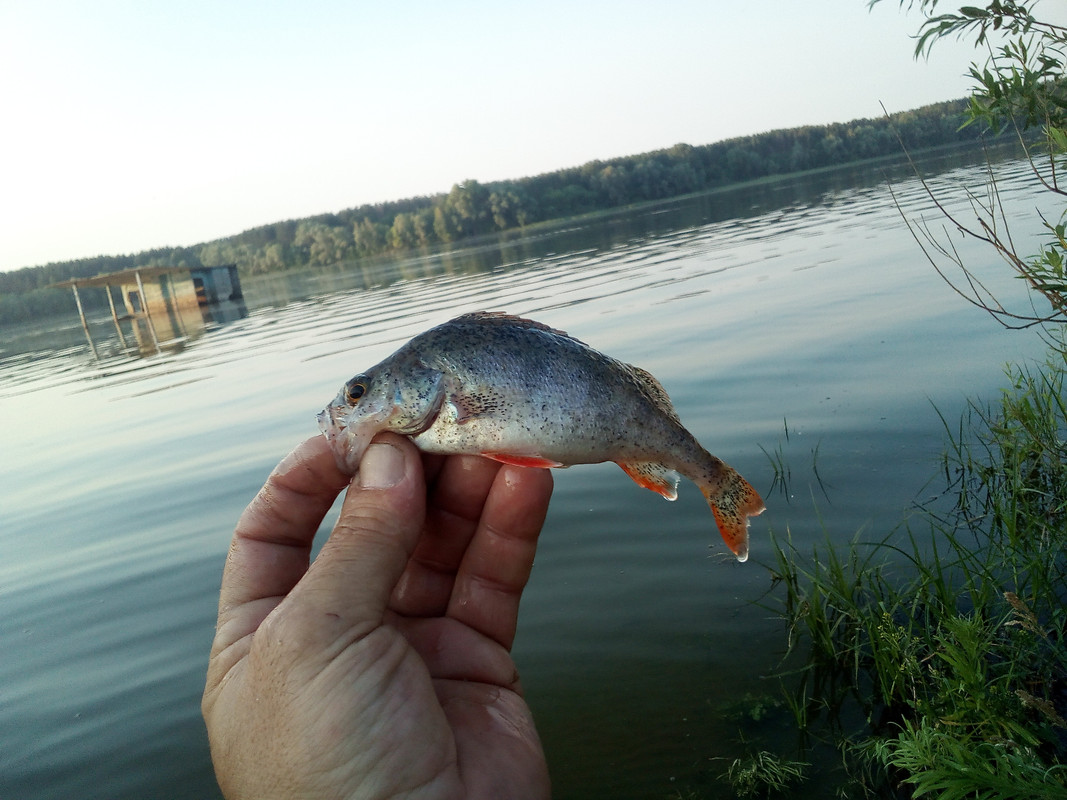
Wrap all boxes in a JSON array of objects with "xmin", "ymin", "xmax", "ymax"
[{"xmin": 50, "ymin": 266, "xmax": 193, "ymax": 289}]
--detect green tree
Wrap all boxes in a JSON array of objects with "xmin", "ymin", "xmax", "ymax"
[
  {"xmin": 433, "ymin": 205, "xmax": 458, "ymax": 243},
  {"xmin": 388, "ymin": 213, "xmax": 418, "ymax": 250},
  {"xmin": 444, "ymin": 180, "xmax": 492, "ymax": 237},
  {"xmin": 412, "ymin": 208, "xmax": 436, "ymax": 246},
  {"xmin": 353, "ymin": 217, "xmax": 388, "ymax": 257},
  {"xmin": 258, "ymin": 242, "xmax": 287, "ymax": 272},
  {"xmin": 294, "ymin": 221, "xmax": 353, "ymax": 267},
  {"xmin": 488, "ymin": 189, "xmax": 524, "ymax": 230}
]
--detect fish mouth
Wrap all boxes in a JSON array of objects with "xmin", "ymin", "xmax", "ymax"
[
  {"xmin": 317, "ymin": 402, "xmax": 387, "ymax": 475},
  {"xmin": 316, "ymin": 404, "xmax": 347, "ymax": 446}
]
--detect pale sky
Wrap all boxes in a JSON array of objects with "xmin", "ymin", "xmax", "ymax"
[{"xmin": 0, "ymin": 0, "xmax": 1020, "ymax": 272}]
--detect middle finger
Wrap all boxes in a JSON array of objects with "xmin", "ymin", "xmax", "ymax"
[{"xmin": 388, "ymin": 453, "xmax": 502, "ymax": 615}]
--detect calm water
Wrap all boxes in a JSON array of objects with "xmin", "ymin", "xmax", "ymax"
[{"xmin": 1, "ymin": 147, "xmax": 1058, "ymax": 799}]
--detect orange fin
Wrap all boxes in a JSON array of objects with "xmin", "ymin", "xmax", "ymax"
[
  {"xmin": 481, "ymin": 453, "xmax": 564, "ymax": 469},
  {"xmin": 617, "ymin": 461, "xmax": 680, "ymax": 501},
  {"xmin": 700, "ymin": 465, "xmax": 765, "ymax": 562}
]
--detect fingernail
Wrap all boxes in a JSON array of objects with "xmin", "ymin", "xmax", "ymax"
[{"xmin": 359, "ymin": 442, "xmax": 405, "ymax": 488}]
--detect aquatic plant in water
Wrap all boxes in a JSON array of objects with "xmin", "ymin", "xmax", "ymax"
[{"xmin": 739, "ymin": 346, "xmax": 1067, "ymax": 798}]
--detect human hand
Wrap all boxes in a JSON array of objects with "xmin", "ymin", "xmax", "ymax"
[{"xmin": 202, "ymin": 433, "xmax": 553, "ymax": 800}]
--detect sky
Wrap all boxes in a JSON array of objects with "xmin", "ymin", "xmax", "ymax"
[{"xmin": 0, "ymin": 0, "xmax": 1025, "ymax": 272}]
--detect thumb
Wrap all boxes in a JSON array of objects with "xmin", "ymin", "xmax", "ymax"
[{"xmin": 289, "ymin": 433, "xmax": 426, "ymax": 635}]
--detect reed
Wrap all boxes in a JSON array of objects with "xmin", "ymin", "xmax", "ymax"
[{"xmin": 732, "ymin": 344, "xmax": 1067, "ymax": 798}]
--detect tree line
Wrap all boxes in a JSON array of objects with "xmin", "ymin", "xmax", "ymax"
[{"xmin": 1, "ymin": 97, "xmax": 999, "ymax": 326}]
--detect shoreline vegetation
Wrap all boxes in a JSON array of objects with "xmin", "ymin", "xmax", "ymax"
[
  {"xmin": 725, "ymin": 343, "xmax": 1067, "ymax": 799},
  {"xmin": 0, "ymin": 96, "xmax": 999, "ymax": 328},
  {"xmin": 720, "ymin": 3, "xmax": 1067, "ymax": 797}
]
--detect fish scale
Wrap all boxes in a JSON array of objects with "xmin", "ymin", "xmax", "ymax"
[{"xmin": 318, "ymin": 311, "xmax": 764, "ymax": 561}]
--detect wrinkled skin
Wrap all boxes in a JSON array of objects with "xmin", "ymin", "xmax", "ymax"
[{"xmin": 202, "ymin": 433, "xmax": 553, "ymax": 800}]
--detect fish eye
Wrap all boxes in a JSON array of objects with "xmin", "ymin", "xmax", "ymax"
[{"xmin": 344, "ymin": 380, "xmax": 366, "ymax": 403}]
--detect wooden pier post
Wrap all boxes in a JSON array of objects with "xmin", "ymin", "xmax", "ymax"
[
  {"xmin": 134, "ymin": 269, "xmax": 161, "ymax": 351},
  {"xmin": 104, "ymin": 286, "xmax": 128, "ymax": 348},
  {"xmin": 69, "ymin": 283, "xmax": 99, "ymax": 359}
]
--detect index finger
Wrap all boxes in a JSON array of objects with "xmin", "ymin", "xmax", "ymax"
[{"xmin": 217, "ymin": 436, "xmax": 351, "ymax": 622}]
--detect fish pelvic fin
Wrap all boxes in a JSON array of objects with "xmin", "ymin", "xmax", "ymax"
[
  {"xmin": 481, "ymin": 452, "xmax": 564, "ymax": 469},
  {"xmin": 700, "ymin": 464, "xmax": 765, "ymax": 563},
  {"xmin": 617, "ymin": 460, "xmax": 680, "ymax": 501}
]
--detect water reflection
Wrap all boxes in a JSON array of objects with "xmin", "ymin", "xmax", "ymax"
[{"xmin": 119, "ymin": 297, "xmax": 249, "ymax": 355}]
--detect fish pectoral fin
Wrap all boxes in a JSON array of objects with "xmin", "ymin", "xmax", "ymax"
[
  {"xmin": 617, "ymin": 461, "xmax": 680, "ymax": 501},
  {"xmin": 449, "ymin": 393, "xmax": 496, "ymax": 425},
  {"xmin": 481, "ymin": 452, "xmax": 564, "ymax": 469}
]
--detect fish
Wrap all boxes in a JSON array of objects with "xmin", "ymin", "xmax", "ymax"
[{"xmin": 317, "ymin": 312, "xmax": 765, "ymax": 561}]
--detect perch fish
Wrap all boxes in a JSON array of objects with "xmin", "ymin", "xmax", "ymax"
[{"xmin": 317, "ymin": 312, "xmax": 765, "ymax": 561}]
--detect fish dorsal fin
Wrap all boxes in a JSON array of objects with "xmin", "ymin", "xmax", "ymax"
[
  {"xmin": 626, "ymin": 364, "xmax": 682, "ymax": 425},
  {"xmin": 452, "ymin": 311, "xmax": 581, "ymax": 342}
]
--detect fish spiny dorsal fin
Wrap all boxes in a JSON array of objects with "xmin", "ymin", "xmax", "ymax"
[
  {"xmin": 454, "ymin": 311, "xmax": 581, "ymax": 342},
  {"xmin": 626, "ymin": 364, "xmax": 682, "ymax": 425}
]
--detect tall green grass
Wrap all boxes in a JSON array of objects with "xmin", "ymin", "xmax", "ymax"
[{"xmin": 730, "ymin": 345, "xmax": 1067, "ymax": 798}]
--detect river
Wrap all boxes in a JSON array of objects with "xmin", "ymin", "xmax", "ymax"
[{"xmin": 1, "ymin": 144, "xmax": 1058, "ymax": 799}]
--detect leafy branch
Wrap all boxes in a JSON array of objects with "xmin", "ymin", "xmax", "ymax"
[{"xmin": 874, "ymin": 0, "xmax": 1067, "ymax": 327}]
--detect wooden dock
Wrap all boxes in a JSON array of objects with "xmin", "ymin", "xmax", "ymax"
[{"xmin": 52, "ymin": 265, "xmax": 243, "ymax": 355}]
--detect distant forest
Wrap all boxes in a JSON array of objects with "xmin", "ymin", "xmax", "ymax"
[{"xmin": 1, "ymin": 97, "xmax": 1001, "ymax": 326}]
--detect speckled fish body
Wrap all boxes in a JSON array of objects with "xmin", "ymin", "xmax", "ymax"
[{"xmin": 317, "ymin": 312, "xmax": 764, "ymax": 561}]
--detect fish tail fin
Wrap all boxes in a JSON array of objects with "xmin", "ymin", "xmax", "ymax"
[{"xmin": 699, "ymin": 464, "xmax": 765, "ymax": 562}]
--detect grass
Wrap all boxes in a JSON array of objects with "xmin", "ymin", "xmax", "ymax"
[
  {"xmin": 726, "ymin": 342, "xmax": 1067, "ymax": 798},
  {"xmin": 724, "ymin": 750, "xmax": 809, "ymax": 798},
  {"xmin": 759, "ymin": 418, "xmax": 829, "ymax": 504}
]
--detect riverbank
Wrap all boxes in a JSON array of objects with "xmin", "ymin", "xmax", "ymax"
[{"xmin": 730, "ymin": 335, "xmax": 1067, "ymax": 797}]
